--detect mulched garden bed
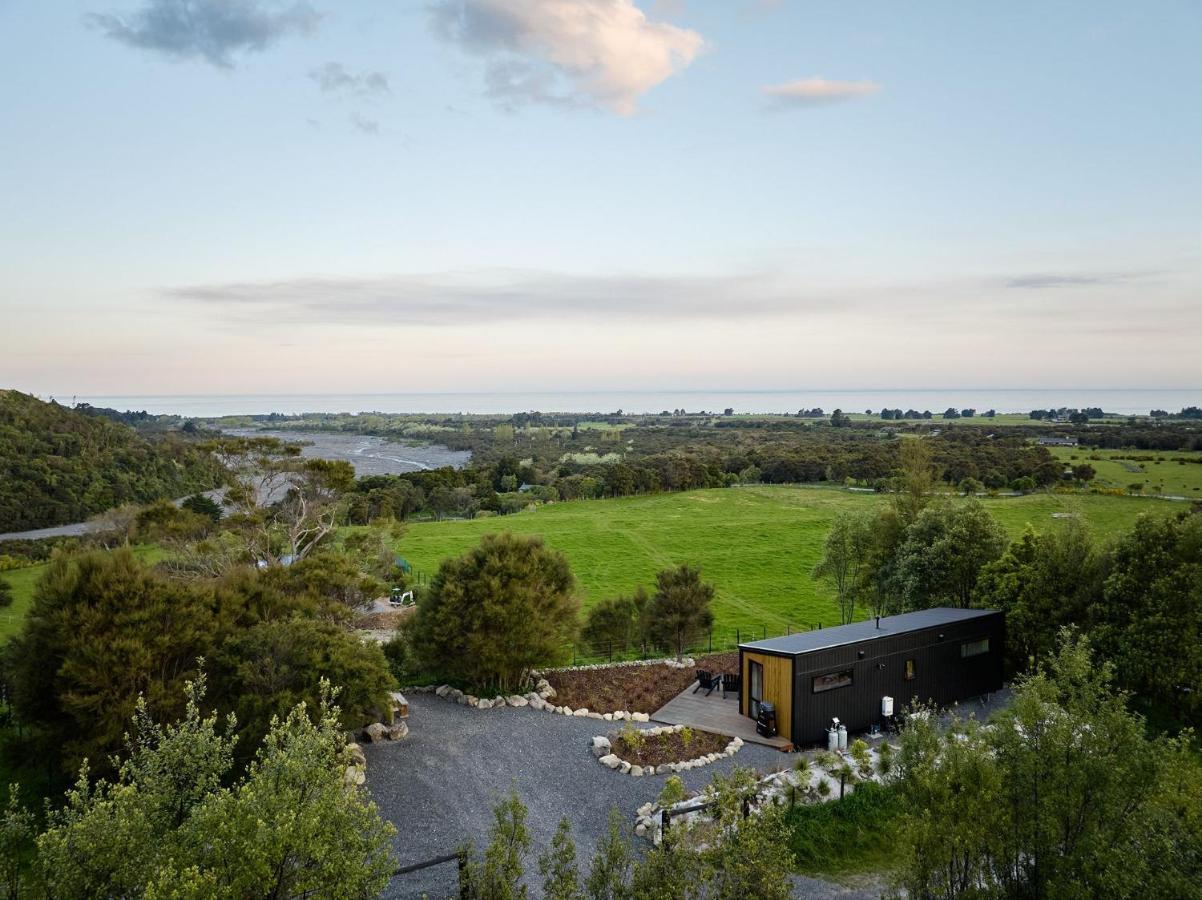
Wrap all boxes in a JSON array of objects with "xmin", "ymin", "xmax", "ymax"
[
  {"xmin": 543, "ymin": 652, "xmax": 739, "ymax": 714},
  {"xmin": 610, "ymin": 726, "xmax": 730, "ymax": 767}
]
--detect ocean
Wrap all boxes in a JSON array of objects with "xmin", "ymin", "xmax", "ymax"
[{"xmin": 64, "ymin": 389, "xmax": 1200, "ymax": 419}]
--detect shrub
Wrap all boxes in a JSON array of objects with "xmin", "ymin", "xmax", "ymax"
[
  {"xmin": 658, "ymin": 775, "xmax": 687, "ymax": 808},
  {"xmin": 409, "ymin": 533, "xmax": 580, "ymax": 694}
]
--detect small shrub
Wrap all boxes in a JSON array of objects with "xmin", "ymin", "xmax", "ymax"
[
  {"xmin": 793, "ymin": 756, "xmax": 811, "ymax": 776},
  {"xmin": 657, "ymin": 775, "xmax": 686, "ymax": 808},
  {"xmin": 680, "ymin": 726, "xmax": 694, "ymax": 749},
  {"xmin": 815, "ymin": 778, "xmax": 832, "ymax": 799}
]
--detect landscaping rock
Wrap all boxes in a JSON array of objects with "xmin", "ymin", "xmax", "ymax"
[
  {"xmin": 506, "ymin": 695, "xmax": 528, "ymax": 708},
  {"xmin": 599, "ymin": 754, "xmax": 621, "ymax": 770},
  {"xmin": 631, "ymin": 765, "xmax": 644, "ymax": 777},
  {"xmin": 389, "ymin": 721, "xmax": 409, "ymax": 741},
  {"xmin": 631, "ymin": 712, "xmax": 650, "ymax": 722},
  {"xmin": 477, "ymin": 699, "xmax": 493, "ymax": 710},
  {"xmin": 591, "ymin": 736, "xmax": 612, "ymax": 757},
  {"xmin": 344, "ymin": 766, "xmax": 366, "ymax": 787},
  {"xmin": 363, "ymin": 722, "xmax": 387, "ymax": 743},
  {"xmin": 573, "ymin": 708, "xmax": 589, "ymax": 717}
]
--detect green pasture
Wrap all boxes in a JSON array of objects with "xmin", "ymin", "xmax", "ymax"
[
  {"xmin": 1051, "ymin": 447, "xmax": 1202, "ymax": 497},
  {"xmin": 390, "ymin": 485, "xmax": 1179, "ymax": 635}
]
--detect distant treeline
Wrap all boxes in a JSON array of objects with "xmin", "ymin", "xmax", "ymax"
[{"xmin": 0, "ymin": 391, "xmax": 224, "ymax": 531}]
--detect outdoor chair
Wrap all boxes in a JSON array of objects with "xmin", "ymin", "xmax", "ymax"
[
  {"xmin": 693, "ymin": 670, "xmax": 719, "ymax": 695},
  {"xmin": 721, "ymin": 672, "xmax": 741, "ymax": 699}
]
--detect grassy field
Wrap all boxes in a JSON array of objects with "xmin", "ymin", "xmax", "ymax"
[
  {"xmin": 389, "ymin": 485, "xmax": 1179, "ymax": 635},
  {"xmin": 0, "ymin": 486, "xmax": 1183, "ymax": 643},
  {"xmin": 1051, "ymin": 447, "xmax": 1202, "ymax": 497}
]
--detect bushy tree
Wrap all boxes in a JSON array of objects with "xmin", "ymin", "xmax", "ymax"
[
  {"xmin": 892, "ymin": 438, "xmax": 937, "ymax": 526},
  {"xmin": 1090, "ymin": 511, "xmax": 1202, "ymax": 723},
  {"xmin": 581, "ymin": 587, "xmax": 649, "ymax": 655},
  {"xmin": 29, "ymin": 676, "xmax": 396, "ymax": 898},
  {"xmin": 410, "ymin": 533, "xmax": 580, "ymax": 693},
  {"xmin": 4, "ymin": 549, "xmax": 214, "ymax": 774},
  {"xmin": 973, "ymin": 520, "xmax": 1102, "ymax": 673},
  {"xmin": 586, "ymin": 808, "xmax": 633, "ymax": 900},
  {"xmin": 645, "ymin": 565, "xmax": 715, "ymax": 660},
  {"xmin": 539, "ymin": 817, "xmax": 582, "ymax": 900},
  {"xmin": 0, "ymin": 579, "xmax": 12, "ymax": 610},
  {"xmin": 466, "ymin": 790, "xmax": 531, "ymax": 900},
  {"xmin": 891, "ymin": 631, "xmax": 1202, "ymax": 898},
  {"xmin": 893, "ymin": 501, "xmax": 1006, "ymax": 609}
]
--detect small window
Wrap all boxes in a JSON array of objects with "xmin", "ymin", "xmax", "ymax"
[
  {"xmin": 904, "ymin": 659, "xmax": 916, "ymax": 680},
  {"xmin": 961, "ymin": 638, "xmax": 990, "ymax": 658},
  {"xmin": 812, "ymin": 669, "xmax": 853, "ymax": 693}
]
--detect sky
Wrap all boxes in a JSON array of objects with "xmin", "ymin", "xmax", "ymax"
[{"xmin": 1, "ymin": 0, "xmax": 1200, "ymax": 397}]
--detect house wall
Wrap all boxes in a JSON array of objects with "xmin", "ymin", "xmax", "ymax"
[
  {"xmin": 741, "ymin": 650, "xmax": 793, "ymax": 740},
  {"xmin": 788, "ymin": 613, "xmax": 1005, "ymax": 745}
]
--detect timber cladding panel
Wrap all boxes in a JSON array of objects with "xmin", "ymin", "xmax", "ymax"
[{"xmin": 741, "ymin": 651, "xmax": 792, "ymax": 740}]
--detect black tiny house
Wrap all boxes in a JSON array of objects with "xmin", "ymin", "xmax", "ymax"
[{"xmin": 739, "ymin": 608, "xmax": 1004, "ymax": 746}]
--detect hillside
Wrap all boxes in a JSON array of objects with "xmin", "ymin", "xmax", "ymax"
[{"xmin": 0, "ymin": 390, "xmax": 224, "ymax": 531}]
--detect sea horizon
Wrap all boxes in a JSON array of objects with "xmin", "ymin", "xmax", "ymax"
[{"xmin": 49, "ymin": 388, "xmax": 1202, "ymax": 418}]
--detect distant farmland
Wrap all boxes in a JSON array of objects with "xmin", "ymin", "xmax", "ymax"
[{"xmin": 389, "ymin": 485, "xmax": 1179, "ymax": 634}]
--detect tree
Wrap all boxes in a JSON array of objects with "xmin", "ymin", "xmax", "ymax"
[
  {"xmin": 586, "ymin": 808, "xmax": 633, "ymax": 900},
  {"xmin": 539, "ymin": 817, "xmax": 583, "ymax": 900},
  {"xmin": 0, "ymin": 788, "xmax": 35, "ymax": 898},
  {"xmin": 812, "ymin": 511, "xmax": 874, "ymax": 624},
  {"xmin": 973, "ymin": 521, "xmax": 1102, "ymax": 673},
  {"xmin": 466, "ymin": 791, "xmax": 531, "ymax": 900},
  {"xmin": 892, "ymin": 438, "xmax": 937, "ymax": 526},
  {"xmin": 209, "ymin": 617, "xmax": 395, "ymax": 759},
  {"xmin": 29, "ymin": 676, "xmax": 396, "ymax": 897},
  {"xmin": 829, "ymin": 409, "xmax": 851, "ymax": 428},
  {"xmin": 410, "ymin": 533, "xmax": 580, "ymax": 693},
  {"xmin": 5, "ymin": 549, "xmax": 215, "ymax": 775},
  {"xmin": 893, "ymin": 501, "xmax": 1006, "ymax": 610},
  {"xmin": 1089, "ymin": 512, "xmax": 1202, "ymax": 723},
  {"xmin": 0, "ymin": 579, "xmax": 11, "ymax": 610},
  {"xmin": 645, "ymin": 565, "xmax": 715, "ymax": 660},
  {"xmin": 891, "ymin": 631, "xmax": 1202, "ymax": 898},
  {"xmin": 582, "ymin": 587, "xmax": 649, "ymax": 655},
  {"xmin": 181, "ymin": 492, "xmax": 224, "ymax": 522}
]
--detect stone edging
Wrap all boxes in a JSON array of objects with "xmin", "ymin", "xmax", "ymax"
[
  {"xmin": 592, "ymin": 725, "xmax": 743, "ymax": 777},
  {"xmin": 534, "ymin": 656, "xmax": 696, "ymax": 674}
]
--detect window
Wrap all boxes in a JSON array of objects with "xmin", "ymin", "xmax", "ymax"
[
  {"xmin": 961, "ymin": 638, "xmax": 990, "ymax": 658},
  {"xmin": 904, "ymin": 659, "xmax": 916, "ymax": 680},
  {"xmin": 812, "ymin": 669, "xmax": 853, "ymax": 694}
]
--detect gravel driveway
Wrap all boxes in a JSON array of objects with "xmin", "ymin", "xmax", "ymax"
[{"xmin": 365, "ymin": 694, "xmax": 884, "ymax": 899}]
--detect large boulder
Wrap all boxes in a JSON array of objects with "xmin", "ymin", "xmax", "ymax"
[
  {"xmin": 389, "ymin": 721, "xmax": 409, "ymax": 741},
  {"xmin": 591, "ymin": 736, "xmax": 612, "ymax": 758},
  {"xmin": 363, "ymin": 722, "xmax": 387, "ymax": 743}
]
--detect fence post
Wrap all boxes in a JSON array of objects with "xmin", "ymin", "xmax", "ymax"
[
  {"xmin": 840, "ymin": 772, "xmax": 846, "ymax": 800},
  {"xmin": 742, "ymin": 797, "xmax": 751, "ymax": 819},
  {"xmin": 661, "ymin": 809, "xmax": 671, "ymax": 847},
  {"xmin": 572, "ymin": 645, "xmax": 576, "ymax": 666},
  {"xmin": 708, "ymin": 629, "xmax": 712, "ymax": 653},
  {"xmin": 736, "ymin": 627, "xmax": 740, "ymax": 646}
]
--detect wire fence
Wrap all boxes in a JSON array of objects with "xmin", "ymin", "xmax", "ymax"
[{"xmin": 559, "ymin": 621, "xmax": 830, "ymax": 668}]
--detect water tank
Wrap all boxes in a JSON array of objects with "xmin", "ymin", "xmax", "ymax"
[
  {"xmin": 837, "ymin": 724, "xmax": 848, "ymax": 750},
  {"xmin": 881, "ymin": 695, "xmax": 894, "ymax": 717}
]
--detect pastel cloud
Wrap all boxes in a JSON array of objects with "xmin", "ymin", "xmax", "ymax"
[
  {"xmin": 762, "ymin": 77, "xmax": 881, "ymax": 108},
  {"xmin": 430, "ymin": 0, "xmax": 705, "ymax": 115}
]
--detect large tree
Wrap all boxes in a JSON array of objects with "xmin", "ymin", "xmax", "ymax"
[
  {"xmin": 893, "ymin": 501, "xmax": 1007, "ymax": 610},
  {"xmin": 1089, "ymin": 511, "xmax": 1202, "ymax": 724},
  {"xmin": 812, "ymin": 510, "xmax": 874, "ymax": 624},
  {"xmin": 973, "ymin": 520, "xmax": 1103, "ymax": 673},
  {"xmin": 410, "ymin": 533, "xmax": 580, "ymax": 693},
  {"xmin": 645, "ymin": 565, "xmax": 715, "ymax": 660}
]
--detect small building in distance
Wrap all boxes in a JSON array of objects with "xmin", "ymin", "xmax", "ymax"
[
  {"xmin": 1038, "ymin": 435, "xmax": 1079, "ymax": 447},
  {"xmin": 738, "ymin": 608, "xmax": 1005, "ymax": 746}
]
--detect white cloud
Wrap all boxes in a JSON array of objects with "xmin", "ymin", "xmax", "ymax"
[
  {"xmin": 430, "ymin": 0, "xmax": 705, "ymax": 115},
  {"xmin": 762, "ymin": 77, "xmax": 881, "ymax": 108}
]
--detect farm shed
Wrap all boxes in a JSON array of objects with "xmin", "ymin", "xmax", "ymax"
[{"xmin": 739, "ymin": 608, "xmax": 1005, "ymax": 746}]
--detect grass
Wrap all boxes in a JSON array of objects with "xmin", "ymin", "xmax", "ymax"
[
  {"xmin": 786, "ymin": 780, "xmax": 901, "ymax": 879},
  {"xmin": 389, "ymin": 485, "xmax": 1178, "ymax": 634},
  {"xmin": 1051, "ymin": 447, "xmax": 1202, "ymax": 497}
]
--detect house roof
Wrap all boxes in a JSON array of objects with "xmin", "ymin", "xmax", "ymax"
[{"xmin": 739, "ymin": 608, "xmax": 999, "ymax": 656}]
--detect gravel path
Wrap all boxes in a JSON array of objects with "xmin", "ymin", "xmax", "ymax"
[{"xmin": 365, "ymin": 693, "xmax": 878, "ymax": 899}]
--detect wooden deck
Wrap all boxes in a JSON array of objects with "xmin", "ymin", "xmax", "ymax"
[{"xmin": 651, "ymin": 683, "xmax": 793, "ymax": 750}]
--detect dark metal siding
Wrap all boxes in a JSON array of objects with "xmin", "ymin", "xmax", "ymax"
[{"xmin": 789, "ymin": 612, "xmax": 1005, "ymax": 745}]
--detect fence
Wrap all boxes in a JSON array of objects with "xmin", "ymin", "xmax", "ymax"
[
  {"xmin": 562, "ymin": 621, "xmax": 828, "ymax": 668},
  {"xmin": 390, "ymin": 850, "xmax": 469, "ymax": 897}
]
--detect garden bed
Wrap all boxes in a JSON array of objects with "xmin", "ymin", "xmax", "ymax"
[
  {"xmin": 544, "ymin": 652, "xmax": 738, "ymax": 714},
  {"xmin": 611, "ymin": 724, "xmax": 729, "ymax": 767}
]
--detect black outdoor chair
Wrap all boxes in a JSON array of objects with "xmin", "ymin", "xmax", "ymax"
[
  {"xmin": 693, "ymin": 669, "xmax": 718, "ymax": 695},
  {"xmin": 721, "ymin": 672, "xmax": 741, "ymax": 699}
]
